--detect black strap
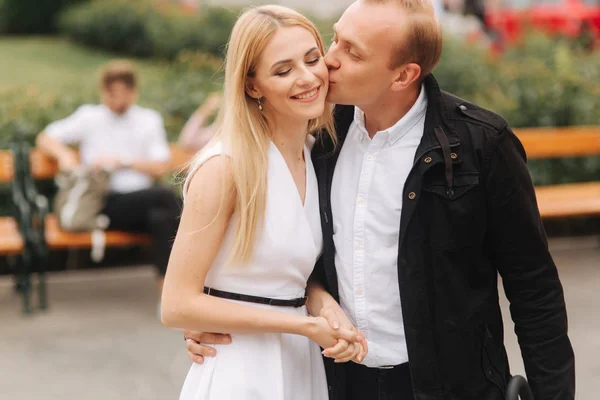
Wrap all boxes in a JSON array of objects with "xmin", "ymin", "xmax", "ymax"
[
  {"xmin": 433, "ymin": 127, "xmax": 454, "ymax": 198},
  {"xmin": 203, "ymin": 287, "xmax": 307, "ymax": 308}
]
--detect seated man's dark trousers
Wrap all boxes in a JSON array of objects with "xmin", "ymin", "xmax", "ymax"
[{"xmin": 101, "ymin": 186, "xmax": 181, "ymax": 276}]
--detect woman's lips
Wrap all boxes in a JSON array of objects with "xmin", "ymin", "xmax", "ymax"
[{"xmin": 291, "ymin": 86, "xmax": 321, "ymax": 102}]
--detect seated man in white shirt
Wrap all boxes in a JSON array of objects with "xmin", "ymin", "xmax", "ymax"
[{"xmin": 36, "ymin": 60, "xmax": 180, "ymax": 293}]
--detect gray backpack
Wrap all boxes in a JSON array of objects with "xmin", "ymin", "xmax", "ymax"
[{"xmin": 54, "ymin": 168, "xmax": 111, "ymax": 262}]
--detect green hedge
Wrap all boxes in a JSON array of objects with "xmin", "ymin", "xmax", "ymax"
[
  {"xmin": 58, "ymin": 0, "xmax": 238, "ymax": 59},
  {"xmin": 438, "ymin": 34, "xmax": 600, "ymax": 128},
  {"xmin": 0, "ymin": 0, "xmax": 88, "ymax": 34}
]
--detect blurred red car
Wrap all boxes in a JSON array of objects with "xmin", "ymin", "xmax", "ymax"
[{"xmin": 484, "ymin": 0, "xmax": 600, "ymax": 48}]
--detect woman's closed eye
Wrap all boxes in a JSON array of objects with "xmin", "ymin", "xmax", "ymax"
[
  {"xmin": 275, "ymin": 69, "xmax": 292, "ymax": 77},
  {"xmin": 275, "ymin": 57, "xmax": 320, "ymax": 76}
]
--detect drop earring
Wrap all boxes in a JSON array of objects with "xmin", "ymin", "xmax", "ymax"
[{"xmin": 257, "ymin": 97, "xmax": 263, "ymax": 111}]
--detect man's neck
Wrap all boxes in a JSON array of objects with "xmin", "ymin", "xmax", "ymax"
[{"xmin": 360, "ymin": 85, "xmax": 421, "ymax": 138}]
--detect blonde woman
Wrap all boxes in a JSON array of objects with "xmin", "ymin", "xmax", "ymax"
[{"xmin": 161, "ymin": 5, "xmax": 367, "ymax": 399}]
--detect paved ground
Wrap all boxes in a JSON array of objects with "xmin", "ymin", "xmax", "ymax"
[{"xmin": 0, "ymin": 237, "xmax": 598, "ymax": 399}]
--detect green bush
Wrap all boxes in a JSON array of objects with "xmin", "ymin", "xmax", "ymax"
[
  {"xmin": 0, "ymin": 0, "xmax": 88, "ymax": 34},
  {"xmin": 58, "ymin": 0, "xmax": 238, "ymax": 59},
  {"xmin": 436, "ymin": 33, "xmax": 600, "ymax": 129}
]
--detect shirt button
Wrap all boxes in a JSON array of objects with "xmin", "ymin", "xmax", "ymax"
[
  {"xmin": 354, "ymin": 241, "xmax": 362, "ymax": 249},
  {"xmin": 366, "ymin": 154, "xmax": 374, "ymax": 161},
  {"xmin": 424, "ymin": 156, "xmax": 432, "ymax": 163},
  {"xmin": 408, "ymin": 192, "xmax": 416, "ymax": 200},
  {"xmin": 450, "ymin": 152, "xmax": 458, "ymax": 160},
  {"xmin": 357, "ymin": 197, "xmax": 365, "ymax": 205},
  {"xmin": 355, "ymin": 287, "xmax": 364, "ymax": 296}
]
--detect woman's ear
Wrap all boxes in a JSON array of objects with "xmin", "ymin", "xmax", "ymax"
[{"xmin": 245, "ymin": 79, "xmax": 261, "ymax": 99}]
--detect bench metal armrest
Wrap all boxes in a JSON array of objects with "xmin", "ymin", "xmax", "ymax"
[
  {"xmin": 19, "ymin": 144, "xmax": 49, "ymax": 253},
  {"xmin": 8, "ymin": 143, "xmax": 33, "ymax": 238},
  {"xmin": 12, "ymin": 143, "xmax": 49, "ymax": 254}
]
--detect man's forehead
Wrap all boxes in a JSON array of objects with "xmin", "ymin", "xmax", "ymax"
[
  {"xmin": 341, "ymin": 2, "xmax": 403, "ymax": 31},
  {"xmin": 337, "ymin": 2, "xmax": 403, "ymax": 45}
]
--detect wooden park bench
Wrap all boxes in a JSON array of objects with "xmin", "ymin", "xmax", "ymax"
[
  {"xmin": 15, "ymin": 143, "xmax": 195, "ymax": 313},
  {"xmin": 514, "ymin": 126, "xmax": 600, "ymax": 219}
]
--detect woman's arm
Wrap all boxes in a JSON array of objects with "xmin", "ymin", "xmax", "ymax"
[
  {"xmin": 161, "ymin": 156, "xmax": 359, "ymax": 349},
  {"xmin": 178, "ymin": 93, "xmax": 222, "ymax": 152}
]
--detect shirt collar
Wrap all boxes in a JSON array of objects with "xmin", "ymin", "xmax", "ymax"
[
  {"xmin": 102, "ymin": 104, "xmax": 137, "ymax": 120},
  {"xmin": 353, "ymin": 84, "xmax": 428, "ymax": 145}
]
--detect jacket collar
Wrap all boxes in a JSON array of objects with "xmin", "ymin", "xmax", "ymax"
[{"xmin": 420, "ymin": 74, "xmax": 459, "ymax": 153}]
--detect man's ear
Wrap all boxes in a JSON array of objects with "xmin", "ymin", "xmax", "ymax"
[
  {"xmin": 245, "ymin": 79, "xmax": 262, "ymax": 99},
  {"xmin": 390, "ymin": 63, "xmax": 421, "ymax": 92}
]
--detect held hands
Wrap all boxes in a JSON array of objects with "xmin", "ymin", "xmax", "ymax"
[
  {"xmin": 306, "ymin": 316, "xmax": 368, "ymax": 364},
  {"xmin": 320, "ymin": 302, "xmax": 368, "ymax": 363},
  {"xmin": 184, "ymin": 322, "xmax": 367, "ymax": 366},
  {"xmin": 183, "ymin": 303, "xmax": 368, "ymax": 366}
]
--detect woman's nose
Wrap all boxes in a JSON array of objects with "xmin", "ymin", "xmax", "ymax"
[{"xmin": 297, "ymin": 66, "xmax": 318, "ymax": 87}]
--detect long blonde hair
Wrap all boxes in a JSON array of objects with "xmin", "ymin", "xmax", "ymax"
[{"xmin": 190, "ymin": 5, "xmax": 336, "ymax": 265}]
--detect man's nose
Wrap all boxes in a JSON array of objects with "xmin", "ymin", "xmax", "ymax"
[{"xmin": 324, "ymin": 50, "xmax": 339, "ymax": 71}]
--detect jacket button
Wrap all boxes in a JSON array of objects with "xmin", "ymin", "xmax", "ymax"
[
  {"xmin": 459, "ymin": 104, "xmax": 467, "ymax": 111},
  {"xmin": 408, "ymin": 192, "xmax": 416, "ymax": 200},
  {"xmin": 450, "ymin": 153, "xmax": 457, "ymax": 159},
  {"xmin": 424, "ymin": 156, "xmax": 432, "ymax": 163}
]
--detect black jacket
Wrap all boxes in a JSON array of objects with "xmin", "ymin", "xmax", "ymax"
[{"xmin": 310, "ymin": 75, "xmax": 575, "ymax": 400}]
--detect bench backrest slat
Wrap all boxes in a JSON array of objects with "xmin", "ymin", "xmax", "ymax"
[
  {"xmin": 515, "ymin": 127, "xmax": 600, "ymax": 159},
  {"xmin": 0, "ymin": 151, "xmax": 15, "ymax": 183},
  {"xmin": 29, "ymin": 144, "xmax": 196, "ymax": 180},
  {"xmin": 16, "ymin": 127, "xmax": 600, "ymax": 180}
]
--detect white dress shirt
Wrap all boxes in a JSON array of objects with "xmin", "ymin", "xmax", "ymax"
[
  {"xmin": 45, "ymin": 104, "xmax": 171, "ymax": 193},
  {"xmin": 331, "ymin": 86, "xmax": 427, "ymax": 367}
]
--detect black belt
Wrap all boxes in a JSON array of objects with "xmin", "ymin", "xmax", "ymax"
[{"xmin": 203, "ymin": 287, "xmax": 307, "ymax": 308}]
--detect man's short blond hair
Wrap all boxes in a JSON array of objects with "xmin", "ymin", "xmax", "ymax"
[
  {"xmin": 364, "ymin": 0, "xmax": 443, "ymax": 79},
  {"xmin": 99, "ymin": 60, "xmax": 138, "ymax": 89}
]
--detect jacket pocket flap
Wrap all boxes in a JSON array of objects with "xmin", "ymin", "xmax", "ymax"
[{"xmin": 422, "ymin": 172, "xmax": 480, "ymax": 200}]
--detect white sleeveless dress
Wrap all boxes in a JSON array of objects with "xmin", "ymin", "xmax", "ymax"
[{"xmin": 179, "ymin": 138, "xmax": 328, "ymax": 400}]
